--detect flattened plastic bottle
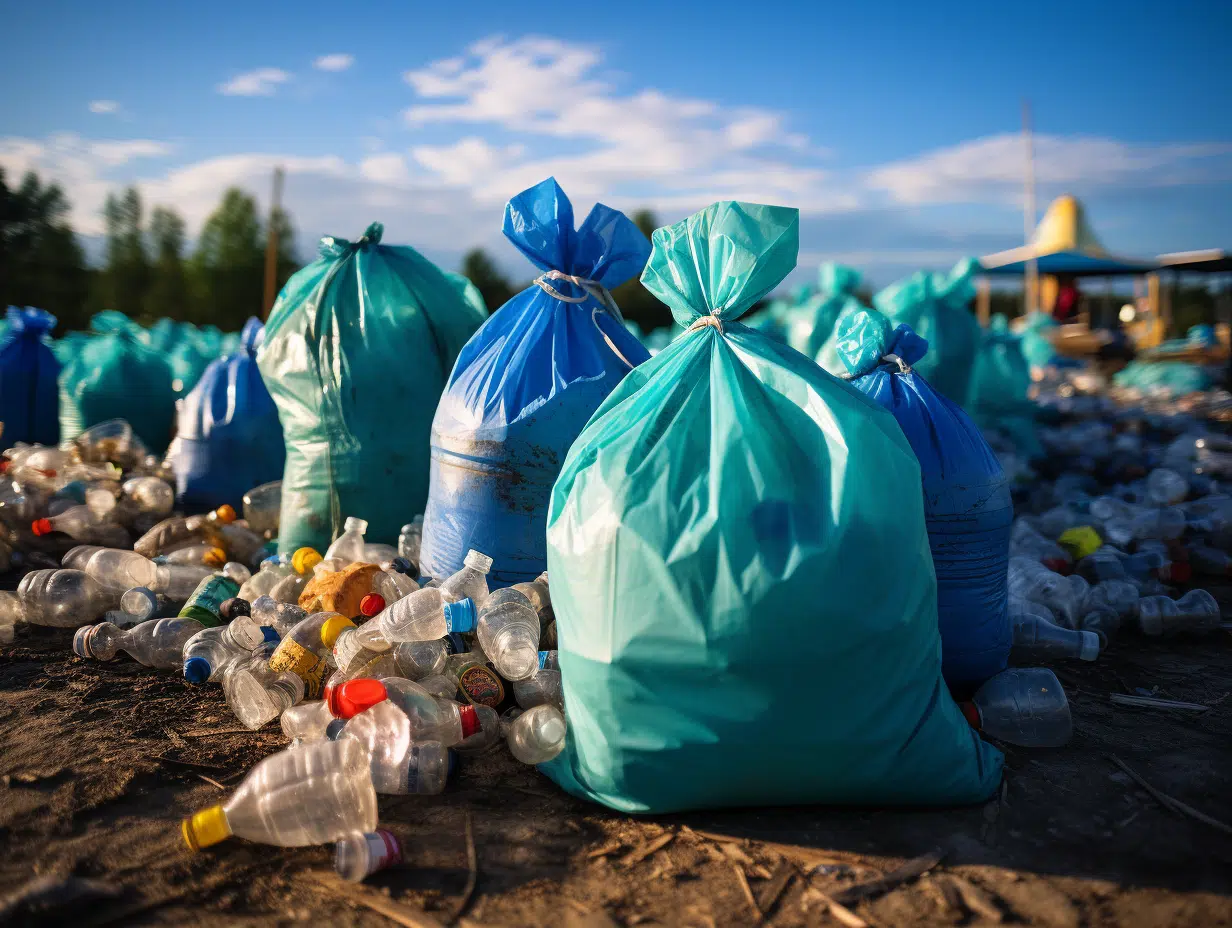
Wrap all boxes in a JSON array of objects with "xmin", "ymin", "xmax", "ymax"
[
  {"xmin": 1010, "ymin": 607, "xmax": 1100, "ymax": 663},
  {"xmin": 181, "ymin": 739, "xmax": 377, "ymax": 850},
  {"xmin": 1137, "ymin": 590, "xmax": 1221, "ymax": 637},
  {"xmin": 375, "ymin": 587, "xmax": 476, "ymax": 643},
  {"xmin": 224, "ymin": 656, "xmax": 307, "ymax": 730},
  {"xmin": 325, "ymin": 517, "xmax": 369, "ymax": 565},
  {"xmin": 183, "ymin": 620, "xmax": 278, "ymax": 683},
  {"xmin": 250, "ymin": 595, "xmax": 307, "ymax": 637},
  {"xmin": 73, "ymin": 617, "xmax": 203, "ymax": 669},
  {"xmin": 243, "ymin": 480, "xmax": 282, "ymax": 537},
  {"xmin": 963, "ymin": 668, "xmax": 1072, "ymax": 748},
  {"xmin": 475, "ymin": 587, "xmax": 541, "ymax": 681},
  {"xmin": 265, "ymin": 611, "xmax": 355, "ymax": 700},
  {"xmin": 513, "ymin": 650, "xmax": 563, "ymax": 710},
  {"xmin": 437, "ymin": 549, "xmax": 492, "ymax": 608},
  {"xmin": 335, "ymin": 829, "xmax": 402, "ymax": 882},
  {"xmin": 18, "ymin": 569, "xmax": 121, "ymax": 627},
  {"xmin": 506, "ymin": 704, "xmax": 567, "ymax": 764}
]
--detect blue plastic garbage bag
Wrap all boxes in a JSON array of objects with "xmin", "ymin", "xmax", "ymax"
[
  {"xmin": 835, "ymin": 308, "xmax": 1013, "ymax": 693},
  {"xmin": 167, "ymin": 318, "xmax": 285, "ymax": 513},
  {"xmin": 0, "ymin": 307, "xmax": 61, "ymax": 445},
  {"xmin": 258, "ymin": 222, "xmax": 488, "ymax": 554},
  {"xmin": 966, "ymin": 315, "xmax": 1041, "ymax": 459},
  {"xmin": 419, "ymin": 178, "xmax": 651, "ymax": 585},
  {"xmin": 59, "ymin": 327, "xmax": 176, "ymax": 453},
  {"xmin": 542, "ymin": 201, "xmax": 1002, "ymax": 814},
  {"xmin": 873, "ymin": 258, "xmax": 980, "ymax": 404}
]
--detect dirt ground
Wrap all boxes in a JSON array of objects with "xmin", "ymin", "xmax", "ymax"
[{"xmin": 1, "ymin": 608, "xmax": 1231, "ymax": 928}]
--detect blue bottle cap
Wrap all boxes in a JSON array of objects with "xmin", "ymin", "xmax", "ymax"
[
  {"xmin": 260, "ymin": 626, "xmax": 281, "ymax": 644},
  {"xmin": 183, "ymin": 656, "xmax": 211, "ymax": 684},
  {"xmin": 390, "ymin": 557, "xmax": 414, "ymax": 576},
  {"xmin": 325, "ymin": 719, "xmax": 347, "ymax": 741},
  {"xmin": 442, "ymin": 598, "xmax": 476, "ymax": 634}
]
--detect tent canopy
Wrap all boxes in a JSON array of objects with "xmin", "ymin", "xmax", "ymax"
[
  {"xmin": 1157, "ymin": 250, "xmax": 1232, "ymax": 274},
  {"xmin": 980, "ymin": 195, "xmax": 1157, "ymax": 277}
]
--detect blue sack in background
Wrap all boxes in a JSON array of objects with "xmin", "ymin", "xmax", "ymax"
[
  {"xmin": 542, "ymin": 201, "xmax": 1001, "ymax": 814},
  {"xmin": 167, "ymin": 318, "xmax": 285, "ymax": 513},
  {"xmin": 419, "ymin": 178, "xmax": 651, "ymax": 585},
  {"xmin": 0, "ymin": 307, "xmax": 61, "ymax": 446},
  {"xmin": 836, "ymin": 308, "xmax": 1013, "ymax": 694}
]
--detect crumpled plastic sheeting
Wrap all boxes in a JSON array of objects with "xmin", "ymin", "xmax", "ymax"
[
  {"xmin": 543, "ymin": 201, "xmax": 1002, "ymax": 813},
  {"xmin": 258, "ymin": 222, "xmax": 487, "ymax": 553},
  {"xmin": 419, "ymin": 178, "xmax": 651, "ymax": 585},
  {"xmin": 838, "ymin": 309, "xmax": 1013, "ymax": 694}
]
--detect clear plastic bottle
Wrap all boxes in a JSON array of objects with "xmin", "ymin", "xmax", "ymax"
[
  {"xmin": 1146, "ymin": 468, "xmax": 1189, "ymax": 506},
  {"xmin": 376, "ymin": 587, "xmax": 476, "ymax": 643},
  {"xmin": 335, "ymin": 829, "xmax": 402, "ymax": 882},
  {"xmin": 181, "ymin": 739, "xmax": 377, "ymax": 850},
  {"xmin": 31, "ymin": 504, "xmax": 105, "ymax": 540},
  {"xmin": 338, "ymin": 700, "xmax": 411, "ymax": 792},
  {"xmin": 18, "ymin": 569, "xmax": 122, "ymax": 627},
  {"xmin": 183, "ymin": 621, "xmax": 277, "ymax": 683},
  {"xmin": 333, "ymin": 622, "xmax": 392, "ymax": 676},
  {"xmin": 370, "ymin": 568, "xmax": 418, "ymax": 606},
  {"xmin": 149, "ymin": 563, "xmax": 216, "ymax": 600},
  {"xmin": 325, "ymin": 517, "xmax": 369, "ymax": 565},
  {"xmin": 267, "ymin": 612, "xmax": 356, "ymax": 700},
  {"xmin": 1130, "ymin": 508, "xmax": 1186, "ymax": 542},
  {"xmin": 476, "ymin": 588, "xmax": 541, "ymax": 681},
  {"xmin": 513, "ymin": 651, "xmax": 564, "ymax": 710},
  {"xmin": 224, "ymin": 657, "xmax": 307, "ymax": 730},
  {"xmin": 1187, "ymin": 544, "xmax": 1232, "ymax": 577},
  {"xmin": 0, "ymin": 591, "xmax": 26, "ymax": 643},
  {"xmin": 156, "ymin": 543, "xmax": 227, "ymax": 568},
  {"xmin": 963, "ymin": 668, "xmax": 1072, "ymax": 748},
  {"xmin": 1007, "ymin": 557, "xmax": 1087, "ymax": 628},
  {"xmin": 120, "ymin": 587, "xmax": 181, "ymax": 622},
  {"xmin": 269, "ymin": 571, "xmax": 309, "ymax": 604},
  {"xmin": 397, "ymin": 516, "xmax": 423, "ymax": 565},
  {"xmin": 133, "ymin": 505, "xmax": 236, "ymax": 559},
  {"xmin": 281, "ymin": 701, "xmax": 336, "ymax": 745},
  {"xmin": 1010, "ymin": 607, "xmax": 1100, "ymax": 663},
  {"xmin": 391, "ymin": 639, "xmax": 450, "ymax": 680},
  {"xmin": 438, "ymin": 549, "xmax": 493, "ymax": 608},
  {"xmin": 363, "ymin": 543, "xmax": 398, "ymax": 564},
  {"xmin": 122, "ymin": 476, "xmax": 175, "ymax": 517},
  {"xmin": 243, "ymin": 480, "xmax": 282, "ymax": 537},
  {"xmin": 506, "ymin": 704, "xmax": 567, "ymax": 764},
  {"xmin": 73, "ymin": 617, "xmax": 203, "ymax": 669},
  {"xmin": 1137, "ymin": 590, "xmax": 1221, "ymax": 637},
  {"xmin": 80, "ymin": 547, "xmax": 162, "ymax": 591},
  {"xmin": 250, "ymin": 596, "xmax": 307, "ymax": 637},
  {"xmin": 510, "ymin": 572, "xmax": 552, "ymax": 625},
  {"xmin": 330, "ymin": 677, "xmax": 498, "ymax": 749}
]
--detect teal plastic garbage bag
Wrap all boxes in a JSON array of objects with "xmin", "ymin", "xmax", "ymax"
[
  {"xmin": 0, "ymin": 307, "xmax": 60, "ymax": 445},
  {"xmin": 542, "ymin": 201, "xmax": 1002, "ymax": 814},
  {"xmin": 258, "ymin": 222, "xmax": 488, "ymax": 554},
  {"xmin": 966, "ymin": 315, "xmax": 1041, "ymax": 458},
  {"xmin": 1113, "ymin": 360, "xmax": 1210, "ymax": 398},
  {"xmin": 786, "ymin": 262, "xmax": 864, "ymax": 360},
  {"xmin": 59, "ymin": 327, "xmax": 176, "ymax": 453},
  {"xmin": 1020, "ymin": 312, "xmax": 1058, "ymax": 368},
  {"xmin": 873, "ymin": 258, "xmax": 980, "ymax": 404},
  {"xmin": 835, "ymin": 310, "xmax": 1013, "ymax": 694},
  {"xmin": 167, "ymin": 318, "xmax": 285, "ymax": 513}
]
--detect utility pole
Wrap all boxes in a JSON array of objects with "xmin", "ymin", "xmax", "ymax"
[
  {"xmin": 262, "ymin": 166, "xmax": 285, "ymax": 320},
  {"xmin": 1023, "ymin": 100, "xmax": 1038, "ymax": 315}
]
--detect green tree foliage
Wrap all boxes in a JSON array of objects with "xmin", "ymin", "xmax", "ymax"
[
  {"xmin": 461, "ymin": 247, "xmax": 517, "ymax": 312},
  {"xmin": 190, "ymin": 188, "xmax": 264, "ymax": 328},
  {"xmin": 0, "ymin": 169, "xmax": 91, "ymax": 330},
  {"xmin": 101, "ymin": 186, "xmax": 150, "ymax": 317},
  {"xmin": 145, "ymin": 205, "xmax": 189, "ymax": 320},
  {"xmin": 610, "ymin": 208, "xmax": 672, "ymax": 332}
]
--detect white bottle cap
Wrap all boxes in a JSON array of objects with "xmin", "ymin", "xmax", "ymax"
[
  {"xmin": 464, "ymin": 550, "xmax": 493, "ymax": 572},
  {"xmin": 1079, "ymin": 630, "xmax": 1101, "ymax": 662},
  {"xmin": 344, "ymin": 517, "xmax": 368, "ymax": 534}
]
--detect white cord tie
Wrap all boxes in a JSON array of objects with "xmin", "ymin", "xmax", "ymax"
[
  {"xmin": 685, "ymin": 314, "xmax": 725, "ymax": 336},
  {"xmin": 533, "ymin": 270, "xmax": 637, "ymax": 370},
  {"xmin": 837, "ymin": 352, "xmax": 913, "ymax": 381}
]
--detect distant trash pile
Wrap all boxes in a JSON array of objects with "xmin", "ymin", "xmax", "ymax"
[{"xmin": 1, "ymin": 180, "xmax": 1228, "ymax": 881}]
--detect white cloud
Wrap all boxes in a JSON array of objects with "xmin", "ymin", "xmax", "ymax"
[
  {"xmin": 313, "ymin": 53, "xmax": 354, "ymax": 72},
  {"xmin": 217, "ymin": 68, "xmax": 291, "ymax": 97},
  {"xmin": 359, "ymin": 153, "xmax": 410, "ymax": 185},
  {"xmin": 89, "ymin": 100, "xmax": 120, "ymax": 115},
  {"xmin": 89, "ymin": 139, "xmax": 174, "ymax": 166},
  {"xmin": 867, "ymin": 133, "xmax": 1232, "ymax": 205}
]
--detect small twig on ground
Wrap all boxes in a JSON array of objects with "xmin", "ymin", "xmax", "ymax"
[
  {"xmin": 947, "ymin": 874, "xmax": 1005, "ymax": 923},
  {"xmin": 445, "ymin": 810, "xmax": 477, "ymax": 927},
  {"xmin": 688, "ymin": 828, "xmax": 744, "ymax": 844},
  {"xmin": 806, "ymin": 887, "xmax": 869, "ymax": 928},
  {"xmin": 586, "ymin": 840, "xmax": 624, "ymax": 859},
  {"xmin": 163, "ymin": 727, "xmax": 187, "ymax": 749},
  {"xmin": 1108, "ymin": 755, "xmax": 1232, "ymax": 836},
  {"xmin": 310, "ymin": 872, "xmax": 443, "ymax": 927},
  {"xmin": 151, "ymin": 754, "xmax": 231, "ymax": 773},
  {"xmin": 731, "ymin": 864, "xmax": 763, "ymax": 924},
  {"xmin": 758, "ymin": 861, "xmax": 796, "ymax": 917},
  {"xmin": 1109, "ymin": 693, "xmax": 1210, "ymax": 712},
  {"xmin": 621, "ymin": 831, "xmax": 675, "ymax": 867},
  {"xmin": 180, "ymin": 728, "xmax": 263, "ymax": 737},
  {"xmin": 830, "ymin": 848, "xmax": 946, "ymax": 905},
  {"xmin": 196, "ymin": 774, "xmax": 226, "ymax": 791}
]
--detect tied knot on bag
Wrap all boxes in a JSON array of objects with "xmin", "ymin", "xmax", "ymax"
[
  {"xmin": 685, "ymin": 314, "xmax": 725, "ymax": 336},
  {"xmin": 532, "ymin": 270, "xmax": 638, "ymax": 370},
  {"xmin": 837, "ymin": 352, "xmax": 913, "ymax": 381}
]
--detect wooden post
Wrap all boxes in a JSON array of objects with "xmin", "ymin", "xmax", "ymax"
[
  {"xmin": 262, "ymin": 166, "xmax": 285, "ymax": 320},
  {"xmin": 977, "ymin": 278, "xmax": 991, "ymax": 326},
  {"xmin": 1022, "ymin": 99, "xmax": 1038, "ymax": 315}
]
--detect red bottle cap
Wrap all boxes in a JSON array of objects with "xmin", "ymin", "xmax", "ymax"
[
  {"xmin": 1164, "ymin": 561, "xmax": 1192, "ymax": 584},
  {"xmin": 959, "ymin": 701, "xmax": 982, "ymax": 729},
  {"xmin": 327, "ymin": 678, "xmax": 388, "ymax": 719},
  {"xmin": 1041, "ymin": 558, "xmax": 1071, "ymax": 576},
  {"xmin": 458, "ymin": 703, "xmax": 481, "ymax": 739},
  {"xmin": 31, "ymin": 518, "xmax": 52, "ymax": 537},
  {"xmin": 359, "ymin": 593, "xmax": 385, "ymax": 617},
  {"xmin": 0, "ymin": 460, "xmax": 8, "ymax": 474}
]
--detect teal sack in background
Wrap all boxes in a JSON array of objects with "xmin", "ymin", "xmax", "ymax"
[
  {"xmin": 258, "ymin": 222, "xmax": 488, "ymax": 554},
  {"xmin": 874, "ymin": 258, "xmax": 981, "ymax": 405},
  {"xmin": 543, "ymin": 202, "xmax": 1002, "ymax": 814},
  {"xmin": 967, "ymin": 315, "xmax": 1042, "ymax": 458},
  {"xmin": 787, "ymin": 262, "xmax": 864, "ymax": 361}
]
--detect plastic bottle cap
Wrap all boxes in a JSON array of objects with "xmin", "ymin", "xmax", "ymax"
[
  {"xmin": 464, "ymin": 550, "xmax": 494, "ymax": 572},
  {"xmin": 182, "ymin": 805, "xmax": 232, "ymax": 851},
  {"xmin": 219, "ymin": 597, "xmax": 251, "ymax": 621},
  {"xmin": 1079, "ymin": 631, "xmax": 1101, "ymax": 662},
  {"xmin": 390, "ymin": 557, "xmax": 414, "ymax": 576},
  {"xmin": 359, "ymin": 593, "xmax": 385, "ymax": 618},
  {"xmin": 327, "ymin": 678, "xmax": 389, "ymax": 719},
  {"xmin": 72, "ymin": 625, "xmax": 95, "ymax": 659},
  {"xmin": 183, "ymin": 656, "xmax": 212, "ymax": 684},
  {"xmin": 344, "ymin": 517, "xmax": 369, "ymax": 534},
  {"xmin": 320, "ymin": 615, "xmax": 357, "ymax": 650},
  {"xmin": 203, "ymin": 547, "xmax": 227, "ymax": 568},
  {"xmin": 31, "ymin": 518, "xmax": 52, "ymax": 537},
  {"xmin": 325, "ymin": 719, "xmax": 347, "ymax": 741},
  {"xmin": 260, "ymin": 626, "xmax": 281, "ymax": 644},
  {"xmin": 292, "ymin": 547, "xmax": 323, "ymax": 575},
  {"xmin": 213, "ymin": 504, "xmax": 237, "ymax": 524},
  {"xmin": 458, "ymin": 703, "xmax": 481, "ymax": 739},
  {"xmin": 443, "ymin": 598, "xmax": 477, "ymax": 634},
  {"xmin": 1165, "ymin": 561, "xmax": 1192, "ymax": 583},
  {"xmin": 958, "ymin": 701, "xmax": 982, "ymax": 729}
]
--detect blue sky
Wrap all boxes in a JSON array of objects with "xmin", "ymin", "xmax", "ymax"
[{"xmin": 2, "ymin": 0, "xmax": 1230, "ymax": 287}]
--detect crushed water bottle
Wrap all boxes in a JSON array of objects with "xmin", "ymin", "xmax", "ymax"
[
  {"xmin": 1010, "ymin": 606, "xmax": 1100, "ymax": 663},
  {"xmin": 242, "ymin": 480, "xmax": 282, "ymax": 537},
  {"xmin": 1137, "ymin": 590, "xmax": 1221, "ymax": 637},
  {"xmin": 181, "ymin": 739, "xmax": 377, "ymax": 850},
  {"xmin": 476, "ymin": 587, "xmax": 541, "ymax": 681},
  {"xmin": 513, "ymin": 651, "xmax": 563, "ymax": 710},
  {"xmin": 325, "ymin": 517, "xmax": 369, "ymax": 565},
  {"xmin": 397, "ymin": 516, "xmax": 423, "ymax": 565},
  {"xmin": 18, "ymin": 569, "xmax": 121, "ymax": 627},
  {"xmin": 963, "ymin": 668, "xmax": 1072, "ymax": 748},
  {"xmin": 183, "ymin": 621, "xmax": 277, "ymax": 683},
  {"xmin": 335, "ymin": 830, "xmax": 402, "ymax": 882},
  {"xmin": 506, "ymin": 704, "xmax": 567, "ymax": 764},
  {"xmin": 224, "ymin": 655, "xmax": 306, "ymax": 730},
  {"xmin": 74, "ymin": 617, "xmax": 203, "ymax": 669}
]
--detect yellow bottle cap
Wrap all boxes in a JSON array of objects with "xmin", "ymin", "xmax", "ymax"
[
  {"xmin": 181, "ymin": 804, "xmax": 231, "ymax": 851},
  {"xmin": 292, "ymin": 547, "xmax": 323, "ymax": 575},
  {"xmin": 320, "ymin": 614, "xmax": 357, "ymax": 650},
  {"xmin": 203, "ymin": 546, "xmax": 227, "ymax": 568},
  {"xmin": 213, "ymin": 504, "xmax": 237, "ymax": 524},
  {"xmin": 1058, "ymin": 525, "xmax": 1102, "ymax": 561}
]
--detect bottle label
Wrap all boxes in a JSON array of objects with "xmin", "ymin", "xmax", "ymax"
[
  {"xmin": 179, "ymin": 575, "xmax": 241, "ymax": 628},
  {"xmin": 268, "ymin": 639, "xmax": 329, "ymax": 700},
  {"xmin": 456, "ymin": 661, "xmax": 505, "ymax": 709}
]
